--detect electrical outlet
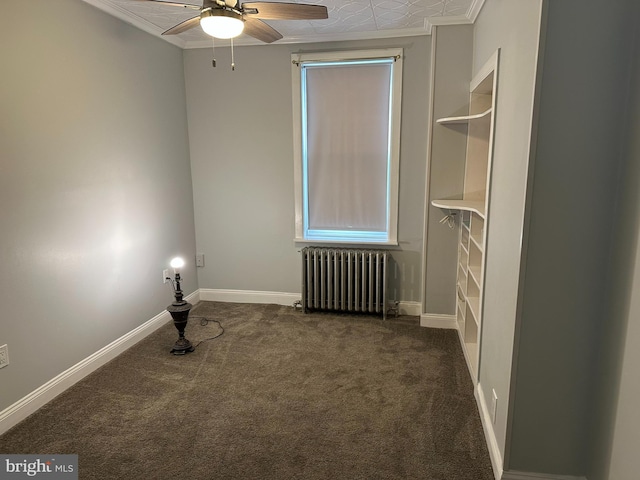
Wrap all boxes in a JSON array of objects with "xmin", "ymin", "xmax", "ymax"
[
  {"xmin": 195, "ymin": 253, "xmax": 205, "ymax": 267},
  {"xmin": 491, "ymin": 389, "xmax": 498, "ymax": 424},
  {"xmin": 163, "ymin": 269, "xmax": 170, "ymax": 284},
  {"xmin": 0, "ymin": 344, "xmax": 9, "ymax": 369}
]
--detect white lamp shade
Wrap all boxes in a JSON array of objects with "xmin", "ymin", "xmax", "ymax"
[
  {"xmin": 200, "ymin": 13, "xmax": 245, "ymax": 39},
  {"xmin": 170, "ymin": 257, "xmax": 185, "ymax": 269}
]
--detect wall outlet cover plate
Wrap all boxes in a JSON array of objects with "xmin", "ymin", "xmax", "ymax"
[{"xmin": 0, "ymin": 344, "xmax": 9, "ymax": 369}]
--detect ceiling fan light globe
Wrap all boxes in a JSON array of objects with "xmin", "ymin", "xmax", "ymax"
[{"xmin": 200, "ymin": 10, "xmax": 245, "ymax": 39}]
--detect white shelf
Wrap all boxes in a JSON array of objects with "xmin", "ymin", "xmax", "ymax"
[
  {"xmin": 458, "ymin": 263, "xmax": 467, "ymax": 278},
  {"xmin": 470, "ymin": 233, "xmax": 483, "ymax": 252},
  {"xmin": 432, "ymin": 199, "xmax": 485, "ymax": 218},
  {"xmin": 469, "ymin": 236, "xmax": 482, "ymax": 253},
  {"xmin": 436, "ymin": 108, "xmax": 492, "ymax": 125},
  {"xmin": 468, "ymin": 264, "xmax": 482, "ymax": 286},
  {"xmin": 466, "ymin": 296, "xmax": 480, "ymax": 325}
]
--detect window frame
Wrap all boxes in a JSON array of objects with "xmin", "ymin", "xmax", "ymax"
[{"xmin": 291, "ymin": 48, "xmax": 403, "ymax": 245}]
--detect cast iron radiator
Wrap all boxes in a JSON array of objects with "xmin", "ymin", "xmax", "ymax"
[{"xmin": 301, "ymin": 247, "xmax": 388, "ymax": 318}]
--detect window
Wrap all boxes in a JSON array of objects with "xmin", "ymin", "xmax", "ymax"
[{"xmin": 292, "ymin": 49, "xmax": 403, "ymax": 245}]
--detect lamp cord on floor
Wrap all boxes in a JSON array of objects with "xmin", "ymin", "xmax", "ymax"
[{"xmin": 187, "ymin": 316, "xmax": 225, "ymax": 348}]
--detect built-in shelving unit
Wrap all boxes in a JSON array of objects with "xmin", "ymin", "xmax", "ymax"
[{"xmin": 431, "ymin": 51, "xmax": 499, "ymax": 381}]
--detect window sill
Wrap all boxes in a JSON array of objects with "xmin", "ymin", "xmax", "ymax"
[{"xmin": 294, "ymin": 237, "xmax": 399, "ymax": 247}]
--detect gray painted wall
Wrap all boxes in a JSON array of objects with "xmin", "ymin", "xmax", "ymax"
[
  {"xmin": 507, "ymin": 0, "xmax": 637, "ymax": 475},
  {"xmin": 589, "ymin": 3, "xmax": 640, "ymax": 479},
  {"xmin": 604, "ymin": 135, "xmax": 640, "ymax": 480},
  {"xmin": 423, "ymin": 25, "xmax": 473, "ymax": 315},
  {"xmin": 184, "ymin": 36, "xmax": 430, "ymax": 303},
  {"xmin": 0, "ymin": 1, "xmax": 197, "ymax": 412},
  {"xmin": 471, "ymin": 0, "xmax": 544, "ymax": 462}
]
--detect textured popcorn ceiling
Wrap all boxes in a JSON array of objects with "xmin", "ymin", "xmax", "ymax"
[{"xmin": 84, "ymin": 0, "xmax": 483, "ymax": 48}]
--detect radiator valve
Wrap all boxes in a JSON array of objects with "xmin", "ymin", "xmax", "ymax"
[{"xmin": 387, "ymin": 301, "xmax": 400, "ymax": 318}]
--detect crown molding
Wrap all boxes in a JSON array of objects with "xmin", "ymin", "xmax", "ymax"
[
  {"xmin": 182, "ymin": 26, "xmax": 431, "ymax": 49},
  {"xmin": 84, "ymin": 0, "xmax": 486, "ymax": 50},
  {"xmin": 428, "ymin": 14, "xmax": 473, "ymax": 27},
  {"xmin": 468, "ymin": 0, "xmax": 486, "ymax": 23}
]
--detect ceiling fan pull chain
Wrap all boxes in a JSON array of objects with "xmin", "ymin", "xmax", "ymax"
[
  {"xmin": 231, "ymin": 38, "xmax": 236, "ymax": 71},
  {"xmin": 211, "ymin": 38, "xmax": 216, "ymax": 68}
]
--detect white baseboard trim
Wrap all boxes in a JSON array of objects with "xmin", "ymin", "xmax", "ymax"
[
  {"xmin": 420, "ymin": 313, "xmax": 457, "ymax": 329},
  {"xmin": 398, "ymin": 301, "xmax": 421, "ymax": 316},
  {"xmin": 199, "ymin": 289, "xmax": 421, "ymax": 317},
  {"xmin": 199, "ymin": 288, "xmax": 301, "ymax": 306},
  {"xmin": 0, "ymin": 290, "xmax": 200, "ymax": 436},
  {"xmin": 502, "ymin": 471, "xmax": 587, "ymax": 480},
  {"xmin": 476, "ymin": 382, "xmax": 504, "ymax": 480}
]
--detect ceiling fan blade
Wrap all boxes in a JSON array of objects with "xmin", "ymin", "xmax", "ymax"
[
  {"xmin": 131, "ymin": 0, "xmax": 201, "ymax": 10},
  {"xmin": 242, "ymin": 2, "xmax": 328, "ymax": 20},
  {"xmin": 242, "ymin": 17, "xmax": 283, "ymax": 43},
  {"xmin": 162, "ymin": 15, "xmax": 201, "ymax": 35}
]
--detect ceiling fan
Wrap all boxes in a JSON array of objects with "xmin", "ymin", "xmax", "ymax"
[{"xmin": 134, "ymin": 0, "xmax": 329, "ymax": 43}]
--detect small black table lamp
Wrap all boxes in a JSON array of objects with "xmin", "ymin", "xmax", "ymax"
[{"xmin": 166, "ymin": 257, "xmax": 194, "ymax": 355}]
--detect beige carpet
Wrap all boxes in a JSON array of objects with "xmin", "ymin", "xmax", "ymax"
[{"xmin": 0, "ymin": 301, "xmax": 494, "ymax": 479}]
